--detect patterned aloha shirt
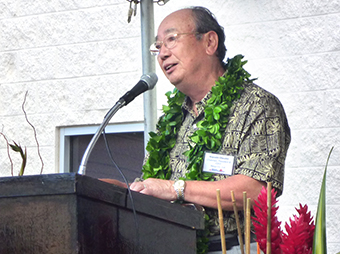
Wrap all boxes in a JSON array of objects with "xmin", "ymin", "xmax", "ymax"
[{"xmin": 168, "ymin": 82, "xmax": 291, "ymax": 235}]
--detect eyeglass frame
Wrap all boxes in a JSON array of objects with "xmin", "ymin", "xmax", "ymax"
[{"xmin": 149, "ymin": 32, "xmax": 201, "ymax": 56}]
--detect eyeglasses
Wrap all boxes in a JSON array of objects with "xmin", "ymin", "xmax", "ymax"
[{"xmin": 149, "ymin": 32, "xmax": 200, "ymax": 56}]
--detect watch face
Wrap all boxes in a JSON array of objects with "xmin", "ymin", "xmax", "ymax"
[{"xmin": 175, "ymin": 180, "xmax": 184, "ymax": 188}]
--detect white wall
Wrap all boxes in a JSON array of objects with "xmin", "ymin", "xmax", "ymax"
[
  {"xmin": 1, "ymin": 0, "xmax": 339, "ymax": 252},
  {"xmin": 0, "ymin": 1, "xmax": 144, "ymax": 175}
]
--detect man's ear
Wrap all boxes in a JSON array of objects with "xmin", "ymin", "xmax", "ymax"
[{"xmin": 204, "ymin": 31, "xmax": 219, "ymax": 56}]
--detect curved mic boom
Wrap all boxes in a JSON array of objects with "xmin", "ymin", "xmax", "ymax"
[{"xmin": 78, "ymin": 73, "xmax": 158, "ymax": 175}]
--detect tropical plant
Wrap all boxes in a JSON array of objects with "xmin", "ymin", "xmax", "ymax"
[
  {"xmin": 312, "ymin": 147, "xmax": 333, "ymax": 254},
  {"xmin": 0, "ymin": 91, "xmax": 43, "ymax": 176},
  {"xmin": 252, "ymin": 186, "xmax": 283, "ymax": 254},
  {"xmin": 252, "ymin": 147, "xmax": 333, "ymax": 254}
]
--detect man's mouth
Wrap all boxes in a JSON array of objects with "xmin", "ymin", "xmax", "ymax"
[{"xmin": 164, "ymin": 64, "xmax": 177, "ymax": 71}]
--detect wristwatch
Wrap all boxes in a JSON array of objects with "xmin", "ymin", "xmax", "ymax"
[{"xmin": 173, "ymin": 180, "xmax": 186, "ymax": 201}]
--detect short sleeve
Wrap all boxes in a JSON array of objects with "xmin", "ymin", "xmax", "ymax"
[{"xmin": 219, "ymin": 84, "xmax": 291, "ymax": 196}]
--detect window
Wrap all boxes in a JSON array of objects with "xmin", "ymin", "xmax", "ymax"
[{"xmin": 59, "ymin": 123, "xmax": 144, "ymax": 182}]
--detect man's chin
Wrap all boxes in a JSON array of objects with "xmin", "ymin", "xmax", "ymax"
[
  {"xmin": 167, "ymin": 75, "xmax": 181, "ymax": 87},
  {"xmin": 169, "ymin": 80, "xmax": 181, "ymax": 89},
  {"xmin": 165, "ymin": 73, "xmax": 185, "ymax": 90}
]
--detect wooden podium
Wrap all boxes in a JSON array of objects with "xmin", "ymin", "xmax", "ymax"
[{"xmin": 0, "ymin": 173, "xmax": 205, "ymax": 254}]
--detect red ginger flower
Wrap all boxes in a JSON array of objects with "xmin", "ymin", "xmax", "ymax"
[
  {"xmin": 252, "ymin": 186, "xmax": 282, "ymax": 254},
  {"xmin": 280, "ymin": 204, "xmax": 315, "ymax": 254}
]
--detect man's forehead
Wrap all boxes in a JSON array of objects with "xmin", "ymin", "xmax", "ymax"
[{"xmin": 156, "ymin": 9, "xmax": 194, "ymax": 40}]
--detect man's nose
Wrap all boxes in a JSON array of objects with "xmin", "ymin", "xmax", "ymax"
[{"xmin": 158, "ymin": 44, "xmax": 171, "ymax": 59}]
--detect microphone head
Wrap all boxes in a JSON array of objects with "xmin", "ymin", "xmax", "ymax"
[{"xmin": 140, "ymin": 73, "xmax": 158, "ymax": 90}]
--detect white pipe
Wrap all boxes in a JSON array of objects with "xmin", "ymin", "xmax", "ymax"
[{"xmin": 140, "ymin": 0, "xmax": 157, "ymax": 151}]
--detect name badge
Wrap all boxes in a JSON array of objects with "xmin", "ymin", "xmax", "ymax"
[{"xmin": 202, "ymin": 152, "xmax": 235, "ymax": 175}]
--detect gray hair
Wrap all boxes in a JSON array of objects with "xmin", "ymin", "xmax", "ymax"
[{"xmin": 188, "ymin": 6, "xmax": 227, "ymax": 67}]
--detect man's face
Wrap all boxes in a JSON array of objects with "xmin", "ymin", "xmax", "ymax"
[{"xmin": 156, "ymin": 10, "xmax": 207, "ymax": 91}]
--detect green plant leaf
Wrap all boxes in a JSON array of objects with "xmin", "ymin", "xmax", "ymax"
[{"xmin": 312, "ymin": 147, "xmax": 333, "ymax": 254}]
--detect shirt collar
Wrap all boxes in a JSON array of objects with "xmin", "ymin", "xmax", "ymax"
[{"xmin": 182, "ymin": 90, "xmax": 212, "ymax": 117}]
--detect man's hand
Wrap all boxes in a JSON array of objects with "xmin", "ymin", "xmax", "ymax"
[{"xmin": 130, "ymin": 178, "xmax": 177, "ymax": 201}]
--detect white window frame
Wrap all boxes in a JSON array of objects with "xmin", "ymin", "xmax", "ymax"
[{"xmin": 58, "ymin": 122, "xmax": 144, "ymax": 173}]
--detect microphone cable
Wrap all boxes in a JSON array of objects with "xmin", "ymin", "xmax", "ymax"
[{"xmin": 102, "ymin": 129, "xmax": 140, "ymax": 253}]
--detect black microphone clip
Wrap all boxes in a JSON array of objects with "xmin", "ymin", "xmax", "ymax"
[{"xmin": 120, "ymin": 73, "xmax": 158, "ymax": 106}]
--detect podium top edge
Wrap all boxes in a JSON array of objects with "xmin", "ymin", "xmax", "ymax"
[
  {"xmin": 0, "ymin": 173, "xmax": 205, "ymax": 229},
  {"xmin": 0, "ymin": 172, "xmax": 125, "ymax": 201}
]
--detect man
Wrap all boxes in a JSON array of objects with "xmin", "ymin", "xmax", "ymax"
[{"xmin": 110, "ymin": 6, "xmax": 290, "ymax": 253}]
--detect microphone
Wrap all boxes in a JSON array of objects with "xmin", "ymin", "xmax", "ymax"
[
  {"xmin": 78, "ymin": 73, "xmax": 158, "ymax": 175},
  {"xmin": 119, "ymin": 73, "xmax": 158, "ymax": 106}
]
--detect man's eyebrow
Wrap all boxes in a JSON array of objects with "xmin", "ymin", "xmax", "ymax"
[{"xmin": 155, "ymin": 28, "xmax": 177, "ymax": 41}]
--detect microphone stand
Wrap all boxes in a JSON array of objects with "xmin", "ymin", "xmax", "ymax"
[{"xmin": 78, "ymin": 98, "xmax": 126, "ymax": 175}]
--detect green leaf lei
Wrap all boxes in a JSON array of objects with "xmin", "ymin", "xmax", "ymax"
[
  {"xmin": 142, "ymin": 54, "xmax": 253, "ymax": 253},
  {"xmin": 142, "ymin": 55, "xmax": 253, "ymax": 181}
]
